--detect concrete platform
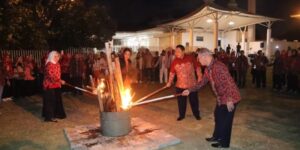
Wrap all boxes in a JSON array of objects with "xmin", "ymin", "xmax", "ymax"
[{"xmin": 64, "ymin": 117, "xmax": 181, "ymax": 150}]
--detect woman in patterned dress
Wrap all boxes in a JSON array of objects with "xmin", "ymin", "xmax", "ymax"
[{"xmin": 42, "ymin": 51, "xmax": 66, "ymax": 122}]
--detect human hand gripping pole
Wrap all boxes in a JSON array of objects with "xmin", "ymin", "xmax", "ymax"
[
  {"xmin": 64, "ymin": 82, "xmax": 96, "ymax": 95},
  {"xmin": 182, "ymin": 89, "xmax": 190, "ymax": 96},
  {"xmin": 227, "ymin": 101, "xmax": 235, "ymax": 112}
]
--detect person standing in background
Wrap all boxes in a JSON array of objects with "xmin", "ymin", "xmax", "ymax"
[
  {"xmin": 226, "ymin": 44, "xmax": 231, "ymax": 55},
  {"xmin": 272, "ymin": 50, "xmax": 284, "ymax": 91},
  {"xmin": 0, "ymin": 67, "xmax": 6, "ymax": 105},
  {"xmin": 120, "ymin": 48, "xmax": 134, "ymax": 88},
  {"xmin": 158, "ymin": 50, "xmax": 169, "ymax": 84},
  {"xmin": 136, "ymin": 49, "xmax": 144, "ymax": 83},
  {"xmin": 236, "ymin": 51, "xmax": 249, "ymax": 88},
  {"xmin": 254, "ymin": 50, "xmax": 269, "ymax": 88},
  {"xmin": 228, "ymin": 51, "xmax": 238, "ymax": 83},
  {"xmin": 143, "ymin": 49, "xmax": 153, "ymax": 83},
  {"xmin": 60, "ymin": 52, "xmax": 72, "ymax": 93},
  {"xmin": 287, "ymin": 50, "xmax": 299, "ymax": 93},
  {"xmin": 152, "ymin": 51, "xmax": 160, "ymax": 83},
  {"xmin": 70, "ymin": 53, "xmax": 85, "ymax": 95},
  {"xmin": 236, "ymin": 43, "xmax": 241, "ymax": 54},
  {"xmin": 217, "ymin": 50, "xmax": 229, "ymax": 67}
]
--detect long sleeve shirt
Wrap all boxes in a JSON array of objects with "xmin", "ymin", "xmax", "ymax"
[
  {"xmin": 168, "ymin": 54, "xmax": 201, "ymax": 89},
  {"xmin": 189, "ymin": 59, "xmax": 241, "ymax": 105},
  {"xmin": 43, "ymin": 62, "xmax": 61, "ymax": 90},
  {"xmin": 236, "ymin": 55, "xmax": 249, "ymax": 72},
  {"xmin": 254, "ymin": 55, "xmax": 269, "ymax": 71}
]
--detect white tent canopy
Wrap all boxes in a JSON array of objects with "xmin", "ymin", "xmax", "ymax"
[{"xmin": 158, "ymin": 3, "xmax": 280, "ymax": 32}]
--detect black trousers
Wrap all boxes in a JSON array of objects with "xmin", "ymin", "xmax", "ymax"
[
  {"xmin": 256, "ymin": 70, "xmax": 266, "ymax": 88},
  {"xmin": 42, "ymin": 88, "xmax": 66, "ymax": 120},
  {"xmin": 175, "ymin": 87, "xmax": 200, "ymax": 118},
  {"xmin": 145, "ymin": 68, "xmax": 153, "ymax": 82},
  {"xmin": 251, "ymin": 69, "xmax": 256, "ymax": 84},
  {"xmin": 238, "ymin": 71, "xmax": 247, "ymax": 88},
  {"xmin": 14, "ymin": 79, "xmax": 25, "ymax": 98},
  {"xmin": 213, "ymin": 103, "xmax": 238, "ymax": 147},
  {"xmin": 230, "ymin": 70, "xmax": 238, "ymax": 83},
  {"xmin": 273, "ymin": 74, "xmax": 283, "ymax": 90},
  {"xmin": 23, "ymin": 80, "xmax": 36, "ymax": 96},
  {"xmin": 2, "ymin": 79, "xmax": 13, "ymax": 98},
  {"xmin": 287, "ymin": 73, "xmax": 298, "ymax": 92}
]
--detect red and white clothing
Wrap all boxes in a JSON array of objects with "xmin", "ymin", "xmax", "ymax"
[
  {"xmin": 43, "ymin": 62, "xmax": 61, "ymax": 90},
  {"xmin": 60, "ymin": 56, "xmax": 71, "ymax": 74},
  {"xmin": 3, "ymin": 57, "xmax": 14, "ymax": 78},
  {"xmin": 189, "ymin": 59, "xmax": 241, "ymax": 105},
  {"xmin": 169, "ymin": 54, "xmax": 201, "ymax": 89}
]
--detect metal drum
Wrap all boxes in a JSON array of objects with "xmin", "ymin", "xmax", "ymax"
[{"xmin": 100, "ymin": 111, "xmax": 131, "ymax": 137}]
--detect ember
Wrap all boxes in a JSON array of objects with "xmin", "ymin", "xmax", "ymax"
[{"xmin": 120, "ymin": 88, "xmax": 133, "ymax": 110}]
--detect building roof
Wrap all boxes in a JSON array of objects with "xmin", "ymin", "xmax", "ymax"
[
  {"xmin": 158, "ymin": 2, "xmax": 282, "ymax": 32},
  {"xmin": 114, "ymin": 2, "xmax": 282, "ymax": 39}
]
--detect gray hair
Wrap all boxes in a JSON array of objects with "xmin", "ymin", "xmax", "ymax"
[
  {"xmin": 197, "ymin": 48, "xmax": 213, "ymax": 56},
  {"xmin": 46, "ymin": 51, "xmax": 60, "ymax": 65}
]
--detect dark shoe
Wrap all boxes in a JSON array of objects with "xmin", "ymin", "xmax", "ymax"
[
  {"xmin": 177, "ymin": 117, "xmax": 185, "ymax": 121},
  {"xmin": 205, "ymin": 137, "xmax": 218, "ymax": 142},
  {"xmin": 44, "ymin": 119, "xmax": 58, "ymax": 122},
  {"xmin": 195, "ymin": 116, "xmax": 202, "ymax": 120},
  {"xmin": 211, "ymin": 143, "xmax": 229, "ymax": 148}
]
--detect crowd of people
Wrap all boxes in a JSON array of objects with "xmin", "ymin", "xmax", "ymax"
[
  {"xmin": 1, "ymin": 47, "xmax": 300, "ymax": 102},
  {"xmin": 214, "ymin": 48, "xmax": 300, "ymax": 93},
  {"xmin": 0, "ymin": 46, "xmax": 300, "ymax": 148}
]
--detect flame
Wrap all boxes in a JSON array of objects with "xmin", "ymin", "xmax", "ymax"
[
  {"xmin": 121, "ymin": 88, "xmax": 133, "ymax": 110},
  {"xmin": 95, "ymin": 79, "xmax": 106, "ymax": 94}
]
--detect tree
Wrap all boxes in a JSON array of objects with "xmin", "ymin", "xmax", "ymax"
[{"xmin": 0, "ymin": 0, "xmax": 116, "ymax": 49}]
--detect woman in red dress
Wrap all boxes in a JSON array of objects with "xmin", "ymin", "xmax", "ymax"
[{"xmin": 42, "ymin": 51, "xmax": 66, "ymax": 122}]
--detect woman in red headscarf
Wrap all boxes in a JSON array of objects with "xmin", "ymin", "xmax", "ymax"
[{"xmin": 42, "ymin": 51, "xmax": 66, "ymax": 122}]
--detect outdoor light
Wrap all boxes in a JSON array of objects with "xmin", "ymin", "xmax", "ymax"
[
  {"xmin": 229, "ymin": 21, "xmax": 235, "ymax": 26},
  {"xmin": 290, "ymin": 14, "xmax": 300, "ymax": 18},
  {"xmin": 93, "ymin": 48, "xmax": 98, "ymax": 54},
  {"xmin": 206, "ymin": 19, "xmax": 213, "ymax": 23}
]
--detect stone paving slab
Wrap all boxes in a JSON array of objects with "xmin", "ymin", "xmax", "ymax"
[{"xmin": 64, "ymin": 117, "xmax": 181, "ymax": 150}]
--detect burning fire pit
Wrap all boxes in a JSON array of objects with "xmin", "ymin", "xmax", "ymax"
[
  {"xmin": 65, "ymin": 43, "xmax": 180, "ymax": 138},
  {"xmin": 64, "ymin": 44, "xmax": 182, "ymax": 149}
]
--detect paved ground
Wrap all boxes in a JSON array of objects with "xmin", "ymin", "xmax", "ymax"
[{"xmin": 0, "ymin": 73, "xmax": 300, "ymax": 150}]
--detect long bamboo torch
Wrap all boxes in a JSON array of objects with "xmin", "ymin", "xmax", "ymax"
[
  {"xmin": 134, "ymin": 86, "xmax": 168, "ymax": 104},
  {"xmin": 105, "ymin": 42, "xmax": 117, "ymax": 111},
  {"xmin": 132, "ymin": 94, "xmax": 181, "ymax": 107},
  {"xmin": 64, "ymin": 83, "xmax": 96, "ymax": 95}
]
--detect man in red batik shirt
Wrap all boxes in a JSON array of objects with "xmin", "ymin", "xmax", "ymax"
[
  {"xmin": 183, "ymin": 48, "xmax": 241, "ymax": 148},
  {"xmin": 166, "ymin": 45, "xmax": 202, "ymax": 121}
]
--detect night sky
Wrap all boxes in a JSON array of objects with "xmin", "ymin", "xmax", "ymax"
[{"xmin": 103, "ymin": 0, "xmax": 300, "ymax": 40}]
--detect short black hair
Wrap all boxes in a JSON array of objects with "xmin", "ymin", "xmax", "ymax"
[{"xmin": 176, "ymin": 45, "xmax": 185, "ymax": 51}]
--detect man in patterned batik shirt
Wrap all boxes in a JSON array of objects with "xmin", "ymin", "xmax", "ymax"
[
  {"xmin": 182, "ymin": 48, "xmax": 241, "ymax": 148},
  {"xmin": 166, "ymin": 45, "xmax": 202, "ymax": 121}
]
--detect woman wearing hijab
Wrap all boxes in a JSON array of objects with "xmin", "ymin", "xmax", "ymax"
[{"xmin": 42, "ymin": 51, "xmax": 66, "ymax": 122}]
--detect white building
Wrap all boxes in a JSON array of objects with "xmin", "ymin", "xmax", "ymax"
[{"xmin": 112, "ymin": 0, "xmax": 299, "ymax": 58}]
